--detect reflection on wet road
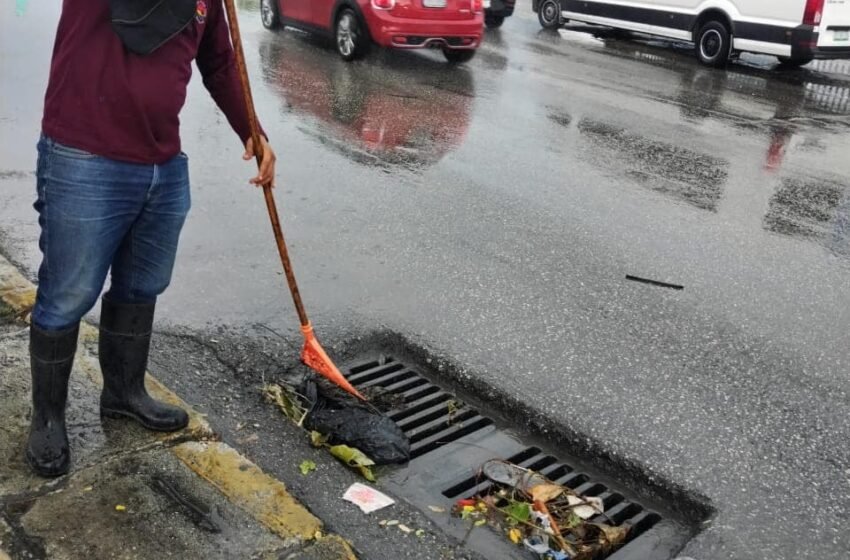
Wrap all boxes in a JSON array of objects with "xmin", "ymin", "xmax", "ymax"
[{"xmin": 258, "ymin": 34, "xmax": 474, "ymax": 170}]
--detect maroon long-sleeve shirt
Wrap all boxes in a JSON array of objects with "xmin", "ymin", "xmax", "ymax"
[{"xmin": 42, "ymin": 0, "xmax": 256, "ymax": 164}]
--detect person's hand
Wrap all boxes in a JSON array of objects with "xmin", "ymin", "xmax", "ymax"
[{"xmin": 243, "ymin": 136, "xmax": 277, "ymax": 187}]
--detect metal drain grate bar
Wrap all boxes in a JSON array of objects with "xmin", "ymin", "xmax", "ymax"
[
  {"xmin": 348, "ymin": 362, "xmax": 406, "ymax": 385},
  {"xmin": 344, "ymin": 359, "xmax": 496, "ymax": 460},
  {"xmin": 348, "ymin": 357, "xmax": 396, "ymax": 375},
  {"xmin": 390, "ymin": 392, "xmax": 450, "ymax": 422},
  {"xmin": 409, "ymin": 416, "xmax": 494, "ymax": 459}
]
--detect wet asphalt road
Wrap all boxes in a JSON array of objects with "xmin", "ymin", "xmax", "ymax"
[{"xmin": 2, "ymin": 1, "xmax": 850, "ymax": 559}]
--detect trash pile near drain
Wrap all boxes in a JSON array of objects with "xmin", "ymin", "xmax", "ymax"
[
  {"xmin": 454, "ymin": 460, "xmax": 629, "ymax": 560},
  {"xmin": 263, "ymin": 377, "xmax": 410, "ymax": 480}
]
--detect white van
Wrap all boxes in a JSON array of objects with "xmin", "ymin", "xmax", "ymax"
[{"xmin": 533, "ymin": 0, "xmax": 850, "ymax": 66}]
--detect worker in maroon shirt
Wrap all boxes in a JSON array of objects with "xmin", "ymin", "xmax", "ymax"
[{"xmin": 27, "ymin": 0, "xmax": 277, "ymax": 477}]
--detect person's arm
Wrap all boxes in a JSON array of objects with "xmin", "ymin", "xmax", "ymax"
[{"xmin": 196, "ymin": 1, "xmax": 276, "ymax": 187}]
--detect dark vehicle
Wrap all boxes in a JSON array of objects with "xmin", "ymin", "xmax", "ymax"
[{"xmin": 484, "ymin": 0, "xmax": 515, "ymax": 28}]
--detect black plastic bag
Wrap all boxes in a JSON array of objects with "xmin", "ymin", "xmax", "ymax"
[{"xmin": 302, "ymin": 379, "xmax": 410, "ymax": 465}]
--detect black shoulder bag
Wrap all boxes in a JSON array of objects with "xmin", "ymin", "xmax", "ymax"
[{"xmin": 110, "ymin": 0, "xmax": 198, "ymax": 55}]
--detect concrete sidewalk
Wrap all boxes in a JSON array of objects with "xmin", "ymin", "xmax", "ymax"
[{"xmin": 0, "ymin": 256, "xmax": 355, "ymax": 560}]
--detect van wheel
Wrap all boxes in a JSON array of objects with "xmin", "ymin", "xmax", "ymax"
[
  {"xmin": 695, "ymin": 21, "xmax": 731, "ymax": 67},
  {"xmin": 777, "ymin": 56, "xmax": 814, "ymax": 67},
  {"xmin": 444, "ymin": 49, "xmax": 476, "ymax": 64},
  {"xmin": 335, "ymin": 9, "xmax": 368, "ymax": 61},
  {"xmin": 537, "ymin": 0, "xmax": 561, "ymax": 30},
  {"xmin": 260, "ymin": 0, "xmax": 281, "ymax": 29}
]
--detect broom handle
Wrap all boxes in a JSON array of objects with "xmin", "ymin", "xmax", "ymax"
[{"xmin": 223, "ymin": 0, "xmax": 310, "ymax": 327}]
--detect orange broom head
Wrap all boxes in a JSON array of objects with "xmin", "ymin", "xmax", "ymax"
[{"xmin": 300, "ymin": 323, "xmax": 366, "ymax": 401}]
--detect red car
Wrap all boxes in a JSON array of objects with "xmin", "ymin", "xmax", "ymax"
[{"xmin": 260, "ymin": 0, "xmax": 484, "ymax": 63}]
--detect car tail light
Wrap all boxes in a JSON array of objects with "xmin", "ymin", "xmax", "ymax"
[
  {"xmin": 472, "ymin": 0, "xmax": 483, "ymax": 13},
  {"xmin": 803, "ymin": 0, "xmax": 824, "ymax": 26},
  {"xmin": 372, "ymin": 0, "xmax": 395, "ymax": 9}
]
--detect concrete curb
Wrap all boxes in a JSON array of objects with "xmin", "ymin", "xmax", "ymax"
[
  {"xmin": 173, "ymin": 441, "xmax": 323, "ymax": 543},
  {"xmin": 0, "ymin": 254, "xmax": 356, "ymax": 559}
]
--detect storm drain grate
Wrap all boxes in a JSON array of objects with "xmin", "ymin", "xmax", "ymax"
[
  {"xmin": 344, "ymin": 355, "xmax": 696, "ymax": 560},
  {"xmin": 442, "ymin": 446, "xmax": 663, "ymax": 544},
  {"xmin": 347, "ymin": 357, "xmax": 495, "ymax": 460}
]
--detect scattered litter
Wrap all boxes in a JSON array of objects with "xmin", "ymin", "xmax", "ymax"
[
  {"xmin": 504, "ymin": 501, "xmax": 532, "ymax": 523},
  {"xmin": 446, "ymin": 399, "xmax": 461, "ymax": 424},
  {"xmin": 114, "ymin": 505, "xmax": 126, "ymax": 512},
  {"xmin": 384, "ymin": 520, "xmax": 400, "ymax": 526},
  {"xmin": 236, "ymin": 433, "xmax": 259, "ymax": 445},
  {"xmin": 428, "ymin": 505, "xmax": 446, "ymax": 513},
  {"xmin": 342, "ymin": 483, "xmax": 395, "ymax": 514},
  {"xmin": 263, "ymin": 378, "xmax": 412, "ymax": 483},
  {"xmin": 625, "ymin": 274, "xmax": 684, "ymax": 290},
  {"xmin": 482, "ymin": 460, "xmax": 548, "ymax": 492},
  {"xmin": 303, "ymin": 379, "xmax": 410, "ymax": 465},
  {"xmin": 306, "ymin": 406, "xmax": 409, "ymax": 464},
  {"xmin": 263, "ymin": 383, "xmax": 308, "ymax": 426},
  {"xmin": 567, "ymin": 494, "xmax": 604, "ymax": 519},
  {"xmin": 398, "ymin": 524, "xmax": 413, "ymax": 534},
  {"xmin": 299, "ymin": 460, "xmax": 317, "ymax": 476},
  {"xmin": 529, "ymin": 483, "xmax": 564, "ymax": 503},
  {"xmin": 523, "ymin": 536, "xmax": 550, "ymax": 555},
  {"xmin": 83, "ymin": 486, "xmax": 93, "ymax": 492},
  {"xmin": 329, "ymin": 444, "xmax": 376, "ymax": 482},
  {"xmin": 415, "ymin": 529, "xmax": 426, "ymax": 538},
  {"xmin": 452, "ymin": 460, "xmax": 630, "ymax": 560}
]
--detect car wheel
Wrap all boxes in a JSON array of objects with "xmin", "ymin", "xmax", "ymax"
[
  {"xmin": 777, "ymin": 56, "xmax": 814, "ymax": 67},
  {"xmin": 260, "ymin": 0, "xmax": 281, "ymax": 29},
  {"xmin": 537, "ymin": 0, "xmax": 561, "ymax": 30},
  {"xmin": 443, "ymin": 49, "xmax": 476, "ymax": 64},
  {"xmin": 335, "ymin": 9, "xmax": 368, "ymax": 61},
  {"xmin": 485, "ymin": 14, "xmax": 505, "ymax": 28},
  {"xmin": 695, "ymin": 21, "xmax": 731, "ymax": 67}
]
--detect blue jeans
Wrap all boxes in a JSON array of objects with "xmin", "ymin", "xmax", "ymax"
[{"xmin": 32, "ymin": 136, "xmax": 191, "ymax": 331}]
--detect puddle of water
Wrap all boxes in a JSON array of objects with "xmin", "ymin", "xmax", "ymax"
[
  {"xmin": 578, "ymin": 118, "xmax": 728, "ymax": 212},
  {"xmin": 764, "ymin": 175, "xmax": 850, "ymax": 259}
]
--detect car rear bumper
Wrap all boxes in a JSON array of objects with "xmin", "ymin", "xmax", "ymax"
[
  {"xmin": 365, "ymin": 10, "xmax": 484, "ymax": 49},
  {"xmin": 791, "ymin": 25, "xmax": 850, "ymax": 59},
  {"xmin": 809, "ymin": 46, "xmax": 850, "ymax": 59}
]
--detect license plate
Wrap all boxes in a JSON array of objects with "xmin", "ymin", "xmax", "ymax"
[
  {"xmin": 423, "ymin": 0, "xmax": 446, "ymax": 7},
  {"xmin": 835, "ymin": 30, "xmax": 849, "ymax": 42}
]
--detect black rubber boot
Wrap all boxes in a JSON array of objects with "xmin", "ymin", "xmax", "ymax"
[
  {"xmin": 27, "ymin": 323, "xmax": 79, "ymax": 477},
  {"xmin": 99, "ymin": 296, "xmax": 189, "ymax": 432}
]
